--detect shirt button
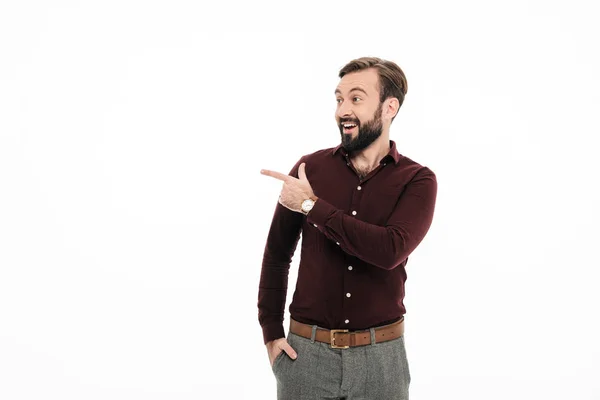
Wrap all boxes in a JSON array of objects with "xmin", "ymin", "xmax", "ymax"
[
  {"xmin": 345, "ymin": 319, "xmax": 350, "ymax": 324},
  {"xmin": 336, "ymin": 242, "xmax": 340, "ymax": 246},
  {"xmin": 313, "ymin": 223, "xmax": 317, "ymax": 228},
  {"xmin": 352, "ymin": 210, "xmax": 357, "ymax": 216},
  {"xmin": 357, "ymin": 185, "xmax": 362, "ymax": 190},
  {"xmin": 346, "ymin": 292, "xmax": 351, "ymax": 298},
  {"xmin": 348, "ymin": 266, "xmax": 353, "ymax": 271}
]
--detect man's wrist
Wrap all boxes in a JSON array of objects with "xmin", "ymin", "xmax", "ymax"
[{"xmin": 300, "ymin": 196, "xmax": 318, "ymax": 215}]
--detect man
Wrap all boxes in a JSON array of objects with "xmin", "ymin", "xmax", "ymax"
[{"xmin": 258, "ymin": 56, "xmax": 437, "ymax": 400}]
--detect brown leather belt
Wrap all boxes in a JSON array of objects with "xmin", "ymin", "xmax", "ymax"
[{"xmin": 289, "ymin": 317, "xmax": 404, "ymax": 349}]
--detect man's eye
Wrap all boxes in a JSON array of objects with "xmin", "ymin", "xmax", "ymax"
[
  {"xmin": 353, "ymin": 97, "xmax": 361, "ymax": 102},
  {"xmin": 336, "ymin": 99, "xmax": 342, "ymax": 103}
]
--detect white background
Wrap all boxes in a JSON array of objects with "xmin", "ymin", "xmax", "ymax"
[{"xmin": 1, "ymin": 1, "xmax": 599, "ymax": 399}]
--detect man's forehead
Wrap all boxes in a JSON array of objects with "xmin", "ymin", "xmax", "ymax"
[{"xmin": 335, "ymin": 69, "xmax": 379, "ymax": 94}]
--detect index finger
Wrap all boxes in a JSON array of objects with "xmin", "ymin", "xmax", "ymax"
[{"xmin": 260, "ymin": 169, "xmax": 291, "ymax": 182}]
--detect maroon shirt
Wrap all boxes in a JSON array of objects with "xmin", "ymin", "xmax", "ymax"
[{"xmin": 258, "ymin": 140, "xmax": 437, "ymax": 344}]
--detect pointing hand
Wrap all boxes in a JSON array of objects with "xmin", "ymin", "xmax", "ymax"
[{"xmin": 260, "ymin": 163, "xmax": 317, "ymax": 213}]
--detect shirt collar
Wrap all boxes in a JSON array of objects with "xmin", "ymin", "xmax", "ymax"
[{"xmin": 333, "ymin": 139, "xmax": 401, "ymax": 164}]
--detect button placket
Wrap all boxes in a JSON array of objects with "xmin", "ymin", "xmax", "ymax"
[{"xmin": 342, "ymin": 162, "xmax": 363, "ymax": 327}]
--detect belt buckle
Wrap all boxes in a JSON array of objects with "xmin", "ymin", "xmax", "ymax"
[{"xmin": 330, "ymin": 329, "xmax": 349, "ymax": 349}]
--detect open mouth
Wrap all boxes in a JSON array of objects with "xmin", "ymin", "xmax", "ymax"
[{"xmin": 342, "ymin": 122, "xmax": 358, "ymax": 134}]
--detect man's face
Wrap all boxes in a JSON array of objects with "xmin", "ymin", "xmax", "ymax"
[{"xmin": 335, "ymin": 68, "xmax": 384, "ymax": 153}]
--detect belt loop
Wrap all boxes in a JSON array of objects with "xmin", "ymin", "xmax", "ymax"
[
  {"xmin": 369, "ymin": 327, "xmax": 376, "ymax": 345},
  {"xmin": 311, "ymin": 325, "xmax": 317, "ymax": 343}
]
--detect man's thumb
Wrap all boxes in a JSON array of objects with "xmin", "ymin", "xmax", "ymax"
[
  {"xmin": 298, "ymin": 163, "xmax": 307, "ymax": 180},
  {"xmin": 283, "ymin": 342, "xmax": 297, "ymax": 359}
]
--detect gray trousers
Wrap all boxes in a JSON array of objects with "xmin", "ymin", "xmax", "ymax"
[{"xmin": 271, "ymin": 325, "xmax": 411, "ymax": 400}]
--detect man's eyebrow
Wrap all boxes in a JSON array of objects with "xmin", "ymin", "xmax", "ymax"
[{"xmin": 334, "ymin": 87, "xmax": 368, "ymax": 96}]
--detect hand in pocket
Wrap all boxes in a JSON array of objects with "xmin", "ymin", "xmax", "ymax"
[{"xmin": 266, "ymin": 337, "xmax": 297, "ymax": 367}]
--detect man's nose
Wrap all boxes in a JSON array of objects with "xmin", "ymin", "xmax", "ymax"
[{"xmin": 337, "ymin": 101, "xmax": 353, "ymax": 119}]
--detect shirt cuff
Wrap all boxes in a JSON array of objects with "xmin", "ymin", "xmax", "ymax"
[
  {"xmin": 262, "ymin": 322, "xmax": 285, "ymax": 345},
  {"xmin": 306, "ymin": 197, "xmax": 335, "ymax": 227}
]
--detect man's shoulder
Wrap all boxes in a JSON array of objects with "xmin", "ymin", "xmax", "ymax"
[
  {"xmin": 298, "ymin": 145, "xmax": 338, "ymax": 163},
  {"xmin": 396, "ymin": 153, "xmax": 436, "ymax": 180}
]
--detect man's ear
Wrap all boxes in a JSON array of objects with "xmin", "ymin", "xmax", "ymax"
[{"xmin": 385, "ymin": 97, "xmax": 400, "ymax": 120}]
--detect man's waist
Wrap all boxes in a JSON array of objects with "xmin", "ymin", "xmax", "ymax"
[
  {"xmin": 289, "ymin": 317, "xmax": 405, "ymax": 348},
  {"xmin": 290, "ymin": 315, "xmax": 404, "ymax": 331}
]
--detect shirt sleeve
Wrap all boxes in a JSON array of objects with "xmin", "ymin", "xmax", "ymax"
[
  {"xmin": 306, "ymin": 167, "xmax": 438, "ymax": 270},
  {"xmin": 257, "ymin": 156, "xmax": 305, "ymax": 345}
]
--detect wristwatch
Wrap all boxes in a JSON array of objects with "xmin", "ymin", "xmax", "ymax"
[{"xmin": 301, "ymin": 198, "xmax": 316, "ymax": 215}]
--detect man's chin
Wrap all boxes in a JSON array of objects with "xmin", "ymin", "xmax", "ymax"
[{"xmin": 341, "ymin": 135, "xmax": 355, "ymax": 148}]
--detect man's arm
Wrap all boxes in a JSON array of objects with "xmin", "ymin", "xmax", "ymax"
[
  {"xmin": 257, "ymin": 157, "xmax": 305, "ymax": 345},
  {"xmin": 306, "ymin": 167, "xmax": 437, "ymax": 270}
]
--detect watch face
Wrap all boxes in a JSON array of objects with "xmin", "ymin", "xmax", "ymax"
[{"xmin": 302, "ymin": 199, "xmax": 314, "ymax": 211}]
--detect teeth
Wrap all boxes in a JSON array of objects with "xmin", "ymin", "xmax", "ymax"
[{"xmin": 343, "ymin": 124, "xmax": 357, "ymax": 128}]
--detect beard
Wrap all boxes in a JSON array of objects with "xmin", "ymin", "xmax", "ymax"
[{"xmin": 339, "ymin": 101, "xmax": 384, "ymax": 153}]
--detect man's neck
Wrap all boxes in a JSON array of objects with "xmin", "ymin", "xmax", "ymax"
[{"xmin": 349, "ymin": 133, "xmax": 391, "ymax": 171}]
